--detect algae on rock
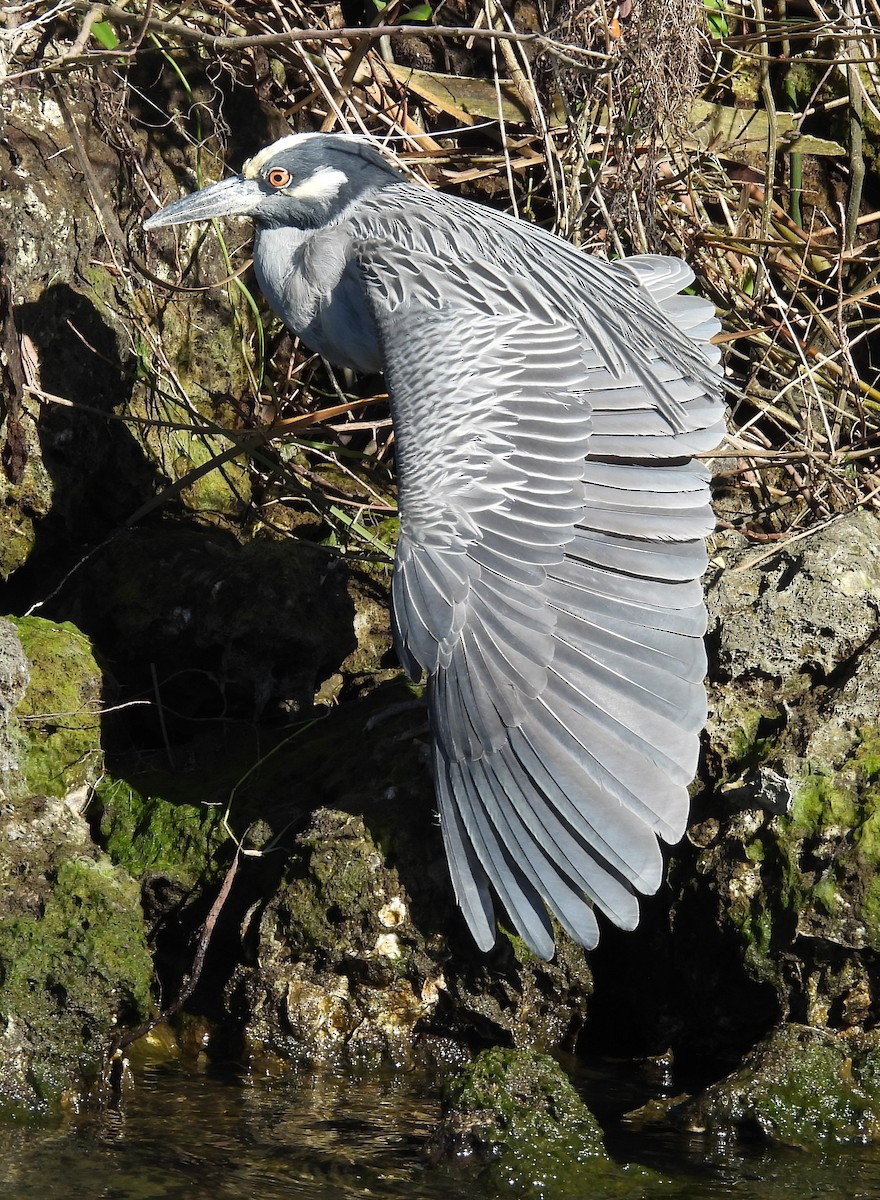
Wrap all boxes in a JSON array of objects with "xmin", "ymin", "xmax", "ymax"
[
  {"xmin": 95, "ymin": 776, "xmax": 228, "ymax": 889},
  {"xmin": 0, "ymin": 614, "xmax": 155, "ymax": 1115},
  {"xmin": 7, "ymin": 615, "xmax": 103, "ymax": 801},
  {"xmin": 673, "ymin": 1024, "xmax": 880, "ymax": 1145},
  {"xmin": 433, "ymin": 1048, "xmax": 620, "ymax": 1197},
  {"xmin": 0, "ymin": 792, "xmax": 155, "ymax": 1115}
]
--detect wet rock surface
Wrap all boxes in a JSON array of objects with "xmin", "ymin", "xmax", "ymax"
[
  {"xmin": 670, "ymin": 1023, "xmax": 880, "ymax": 1145},
  {"xmin": 431, "ymin": 1048, "xmax": 619, "ymax": 1194}
]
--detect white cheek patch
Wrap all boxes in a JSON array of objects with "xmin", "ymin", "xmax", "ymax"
[{"xmin": 289, "ymin": 166, "xmax": 348, "ymax": 203}]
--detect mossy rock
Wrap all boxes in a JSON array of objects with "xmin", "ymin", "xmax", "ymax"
[
  {"xmin": 0, "ymin": 617, "xmax": 30, "ymax": 786},
  {"xmin": 683, "ymin": 724, "xmax": 880, "ymax": 1033},
  {"xmin": 433, "ymin": 1048, "xmax": 625, "ymax": 1196},
  {"xmin": 7, "ymin": 615, "xmax": 103, "ymax": 800},
  {"xmin": 691, "ymin": 529, "xmax": 880, "ymax": 1037},
  {"xmin": 675, "ymin": 1024, "xmax": 880, "ymax": 1145},
  {"xmin": 777, "ymin": 733, "xmax": 880, "ymax": 957},
  {"xmin": 94, "ymin": 775, "xmax": 228, "ymax": 888},
  {"xmin": 217, "ymin": 702, "xmax": 592, "ymax": 1062},
  {"xmin": 727, "ymin": 728, "xmax": 880, "ymax": 973},
  {"xmin": 225, "ymin": 806, "xmax": 449, "ymax": 1062},
  {"xmin": 0, "ymin": 793, "xmax": 154, "ymax": 1115}
]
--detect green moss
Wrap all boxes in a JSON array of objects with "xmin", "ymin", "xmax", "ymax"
[
  {"xmin": 854, "ymin": 729, "xmax": 880, "ymax": 781},
  {"xmin": 729, "ymin": 708, "xmax": 776, "ymax": 769},
  {"xmin": 855, "ymin": 799, "xmax": 880, "ymax": 861},
  {"xmin": 130, "ymin": 387, "xmax": 252, "ymax": 517},
  {"xmin": 168, "ymin": 421, "xmax": 252, "ymax": 515},
  {"xmin": 787, "ymin": 770, "xmax": 858, "ymax": 839},
  {"xmin": 95, "ymin": 776, "xmax": 227, "ymax": 886},
  {"xmin": 300, "ymin": 818, "xmax": 380, "ymax": 912},
  {"xmin": 745, "ymin": 838, "xmax": 765, "ymax": 864},
  {"xmin": 686, "ymin": 1026, "xmax": 880, "ymax": 1145},
  {"xmin": 853, "ymin": 1042, "xmax": 880, "ymax": 1100},
  {"xmin": 277, "ymin": 877, "xmax": 337, "ymax": 950},
  {"xmin": 499, "ymin": 926, "xmax": 543, "ymax": 964},
  {"xmin": 740, "ymin": 905, "xmax": 777, "ymax": 986},
  {"xmin": 712, "ymin": 699, "xmax": 783, "ymax": 780},
  {"xmin": 442, "ymin": 1048, "xmax": 614, "ymax": 1194},
  {"xmin": 789, "ymin": 731, "xmax": 880, "ymax": 875},
  {"xmin": 278, "ymin": 810, "xmax": 403, "ymax": 958},
  {"xmin": 731, "ymin": 729, "xmax": 880, "ymax": 974},
  {"xmin": 0, "ymin": 503, "xmax": 36, "ymax": 580},
  {"xmin": 146, "ymin": 271, "xmax": 255, "ymax": 401},
  {"xmin": 0, "ymin": 853, "xmax": 154, "ymax": 1113},
  {"xmin": 126, "ymin": 281, "xmax": 257, "ymax": 518},
  {"xmin": 863, "ymin": 875, "xmax": 880, "ymax": 940},
  {"xmin": 811, "ymin": 870, "xmax": 841, "ymax": 916},
  {"xmin": 8, "ymin": 616, "xmax": 103, "ymax": 799},
  {"xmin": 82, "ymin": 262, "xmax": 122, "ymax": 315}
]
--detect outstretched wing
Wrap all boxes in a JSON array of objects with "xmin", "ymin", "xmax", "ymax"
[{"xmin": 357, "ymin": 235, "xmax": 723, "ymax": 959}]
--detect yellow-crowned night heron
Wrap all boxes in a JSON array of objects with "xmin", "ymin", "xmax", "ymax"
[{"xmin": 145, "ymin": 133, "xmax": 724, "ymax": 959}]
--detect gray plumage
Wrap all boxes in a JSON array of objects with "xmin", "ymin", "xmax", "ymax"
[{"xmin": 145, "ymin": 132, "xmax": 725, "ymax": 960}]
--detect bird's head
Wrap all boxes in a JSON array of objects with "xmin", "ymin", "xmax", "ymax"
[{"xmin": 144, "ymin": 133, "xmax": 402, "ymax": 233}]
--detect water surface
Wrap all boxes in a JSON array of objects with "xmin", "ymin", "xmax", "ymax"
[{"xmin": 2, "ymin": 1057, "xmax": 880, "ymax": 1199}]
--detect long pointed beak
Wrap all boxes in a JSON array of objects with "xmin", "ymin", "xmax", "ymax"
[{"xmin": 144, "ymin": 175, "xmax": 264, "ymax": 230}]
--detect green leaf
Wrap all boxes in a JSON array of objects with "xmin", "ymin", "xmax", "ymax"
[
  {"xmin": 91, "ymin": 20, "xmax": 120, "ymax": 50},
  {"xmin": 403, "ymin": 3, "xmax": 433, "ymax": 19},
  {"xmin": 703, "ymin": 0, "xmax": 729, "ymax": 38}
]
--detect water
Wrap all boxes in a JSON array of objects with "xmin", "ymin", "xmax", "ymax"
[
  {"xmin": 2, "ymin": 1056, "xmax": 880, "ymax": 1199},
  {"xmin": 0, "ymin": 1060, "xmax": 467, "ymax": 1200}
]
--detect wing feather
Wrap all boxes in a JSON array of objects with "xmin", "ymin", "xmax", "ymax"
[
  {"xmin": 435, "ymin": 760, "xmax": 497, "ymax": 949},
  {"xmin": 479, "ymin": 747, "xmax": 643, "ymax": 930},
  {"xmin": 353, "ymin": 214, "xmax": 724, "ymax": 957},
  {"xmin": 445, "ymin": 754, "xmax": 556, "ymax": 958}
]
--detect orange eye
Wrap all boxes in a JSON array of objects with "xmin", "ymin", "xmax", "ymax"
[{"xmin": 266, "ymin": 168, "xmax": 291, "ymax": 189}]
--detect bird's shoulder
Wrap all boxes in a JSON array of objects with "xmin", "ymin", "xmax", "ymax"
[
  {"xmin": 343, "ymin": 183, "xmax": 613, "ymax": 287},
  {"xmin": 346, "ymin": 183, "xmax": 499, "ymax": 253},
  {"xmin": 340, "ymin": 184, "xmax": 592, "ymax": 329}
]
